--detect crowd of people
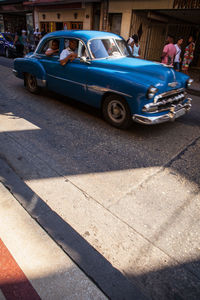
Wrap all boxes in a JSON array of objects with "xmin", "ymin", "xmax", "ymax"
[
  {"xmin": 12, "ymin": 27, "xmax": 46, "ymax": 57},
  {"xmin": 127, "ymin": 33, "xmax": 196, "ymax": 74},
  {"xmin": 161, "ymin": 34, "xmax": 195, "ymax": 74}
]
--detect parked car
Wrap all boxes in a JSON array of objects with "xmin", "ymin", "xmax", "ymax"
[
  {"xmin": 13, "ymin": 30, "xmax": 193, "ymax": 129},
  {"xmin": 0, "ymin": 32, "xmax": 16, "ymax": 58}
]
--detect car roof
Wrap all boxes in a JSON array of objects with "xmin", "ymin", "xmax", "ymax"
[{"xmin": 44, "ymin": 30, "xmax": 122, "ymax": 43}]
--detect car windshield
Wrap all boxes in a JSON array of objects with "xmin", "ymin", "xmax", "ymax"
[
  {"xmin": 4, "ymin": 34, "xmax": 13, "ymax": 42},
  {"xmin": 88, "ymin": 38, "xmax": 132, "ymax": 59}
]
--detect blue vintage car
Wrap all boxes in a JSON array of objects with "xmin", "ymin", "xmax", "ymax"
[
  {"xmin": 13, "ymin": 30, "xmax": 193, "ymax": 128},
  {"xmin": 0, "ymin": 32, "xmax": 16, "ymax": 58}
]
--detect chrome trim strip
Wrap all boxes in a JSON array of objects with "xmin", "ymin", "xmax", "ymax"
[
  {"xmin": 154, "ymin": 88, "xmax": 185, "ymax": 103},
  {"xmin": 87, "ymin": 85, "xmax": 132, "ymax": 98},
  {"xmin": 47, "ymin": 74, "xmax": 85, "ymax": 87},
  {"xmin": 133, "ymin": 99, "xmax": 192, "ymax": 125}
]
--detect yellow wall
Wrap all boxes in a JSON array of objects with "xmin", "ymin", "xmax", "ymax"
[
  {"xmin": 108, "ymin": 0, "xmax": 174, "ymax": 39},
  {"xmin": 37, "ymin": 3, "xmax": 92, "ymax": 30},
  {"xmin": 120, "ymin": 10, "xmax": 132, "ymax": 38},
  {"xmin": 83, "ymin": 4, "xmax": 92, "ymax": 30},
  {"xmin": 109, "ymin": 0, "xmax": 174, "ymax": 11},
  {"xmin": 38, "ymin": 10, "xmax": 85, "ymax": 22}
]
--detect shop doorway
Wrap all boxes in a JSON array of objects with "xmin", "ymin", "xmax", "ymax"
[
  {"xmin": 70, "ymin": 22, "xmax": 83, "ymax": 30},
  {"xmin": 3, "ymin": 14, "xmax": 26, "ymax": 34},
  {"xmin": 108, "ymin": 13, "xmax": 122, "ymax": 35},
  {"xmin": 56, "ymin": 22, "xmax": 63, "ymax": 31},
  {"xmin": 41, "ymin": 22, "xmax": 50, "ymax": 34},
  {"xmin": 130, "ymin": 11, "xmax": 167, "ymax": 61},
  {"xmin": 92, "ymin": 3, "xmax": 100, "ymax": 30}
]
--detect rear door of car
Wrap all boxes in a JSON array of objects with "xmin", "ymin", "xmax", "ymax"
[{"xmin": 38, "ymin": 37, "xmax": 89, "ymax": 103}]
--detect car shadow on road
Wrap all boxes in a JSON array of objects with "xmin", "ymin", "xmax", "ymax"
[{"xmin": 1, "ymin": 84, "xmax": 200, "ymax": 188}]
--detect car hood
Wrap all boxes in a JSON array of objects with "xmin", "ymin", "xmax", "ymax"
[{"xmin": 91, "ymin": 57, "xmax": 187, "ymax": 91}]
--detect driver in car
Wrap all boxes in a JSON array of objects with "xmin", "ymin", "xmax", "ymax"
[{"xmin": 59, "ymin": 39, "xmax": 78, "ymax": 66}]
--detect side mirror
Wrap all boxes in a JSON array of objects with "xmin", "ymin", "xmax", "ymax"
[{"xmin": 80, "ymin": 56, "xmax": 91, "ymax": 64}]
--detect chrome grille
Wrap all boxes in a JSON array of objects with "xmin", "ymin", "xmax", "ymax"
[{"xmin": 143, "ymin": 89, "xmax": 186, "ymax": 113}]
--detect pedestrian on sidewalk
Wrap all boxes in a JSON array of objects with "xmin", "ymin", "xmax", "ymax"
[
  {"xmin": 128, "ymin": 34, "xmax": 141, "ymax": 58},
  {"xmin": 14, "ymin": 29, "xmax": 24, "ymax": 57},
  {"xmin": 21, "ymin": 30, "xmax": 29, "ymax": 55},
  {"xmin": 34, "ymin": 27, "xmax": 41, "ymax": 47},
  {"xmin": 174, "ymin": 37, "xmax": 183, "ymax": 72},
  {"xmin": 182, "ymin": 35, "xmax": 195, "ymax": 75},
  {"xmin": 161, "ymin": 35, "xmax": 176, "ymax": 66}
]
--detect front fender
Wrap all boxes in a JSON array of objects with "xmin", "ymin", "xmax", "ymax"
[{"xmin": 87, "ymin": 66, "xmax": 148, "ymax": 114}]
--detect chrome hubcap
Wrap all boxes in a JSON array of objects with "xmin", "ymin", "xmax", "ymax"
[
  {"xmin": 28, "ymin": 75, "xmax": 36, "ymax": 89},
  {"xmin": 107, "ymin": 100, "xmax": 126, "ymax": 123}
]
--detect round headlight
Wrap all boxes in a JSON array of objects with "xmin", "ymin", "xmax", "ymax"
[
  {"xmin": 186, "ymin": 78, "xmax": 193, "ymax": 88},
  {"xmin": 147, "ymin": 86, "xmax": 158, "ymax": 99}
]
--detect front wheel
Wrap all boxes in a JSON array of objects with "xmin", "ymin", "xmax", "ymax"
[
  {"xmin": 102, "ymin": 94, "xmax": 132, "ymax": 129},
  {"xmin": 25, "ymin": 73, "xmax": 40, "ymax": 94}
]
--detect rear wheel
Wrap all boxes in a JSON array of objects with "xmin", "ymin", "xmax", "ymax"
[
  {"xmin": 25, "ymin": 73, "xmax": 40, "ymax": 94},
  {"xmin": 5, "ymin": 48, "xmax": 10, "ymax": 58},
  {"xmin": 102, "ymin": 94, "xmax": 132, "ymax": 129}
]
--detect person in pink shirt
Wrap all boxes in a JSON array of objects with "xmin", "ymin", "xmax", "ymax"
[{"xmin": 161, "ymin": 35, "xmax": 177, "ymax": 66}]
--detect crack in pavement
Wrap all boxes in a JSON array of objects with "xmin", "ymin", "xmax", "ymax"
[{"xmin": 108, "ymin": 133, "xmax": 200, "ymax": 209}]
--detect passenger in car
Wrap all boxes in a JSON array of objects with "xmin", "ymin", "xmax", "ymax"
[
  {"xmin": 59, "ymin": 39, "xmax": 78, "ymax": 66},
  {"xmin": 45, "ymin": 39, "xmax": 59, "ymax": 56}
]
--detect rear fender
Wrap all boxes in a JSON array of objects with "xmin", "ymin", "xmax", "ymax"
[{"xmin": 14, "ymin": 58, "xmax": 47, "ymax": 87}]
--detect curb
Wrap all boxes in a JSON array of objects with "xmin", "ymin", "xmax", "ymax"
[
  {"xmin": 187, "ymin": 88, "xmax": 200, "ymax": 97},
  {"xmin": 0, "ymin": 157, "xmax": 149, "ymax": 300}
]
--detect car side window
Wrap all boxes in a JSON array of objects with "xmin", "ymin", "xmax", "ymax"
[
  {"xmin": 78, "ymin": 40, "xmax": 88, "ymax": 58},
  {"xmin": 63, "ymin": 38, "xmax": 88, "ymax": 58},
  {"xmin": 39, "ymin": 39, "xmax": 60, "ymax": 56}
]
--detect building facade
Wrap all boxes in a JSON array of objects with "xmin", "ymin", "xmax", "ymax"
[
  {"xmin": 108, "ymin": 0, "xmax": 200, "ymax": 66},
  {"xmin": 0, "ymin": 0, "xmax": 199, "ymax": 67},
  {"xmin": 0, "ymin": 0, "xmax": 33, "ymax": 34},
  {"xmin": 23, "ymin": 0, "xmax": 103, "ymax": 34}
]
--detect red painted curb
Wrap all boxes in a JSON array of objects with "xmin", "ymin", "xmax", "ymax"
[{"xmin": 0, "ymin": 239, "xmax": 41, "ymax": 300}]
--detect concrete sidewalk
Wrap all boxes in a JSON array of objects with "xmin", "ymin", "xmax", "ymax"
[{"xmin": 0, "ymin": 181, "xmax": 107, "ymax": 300}]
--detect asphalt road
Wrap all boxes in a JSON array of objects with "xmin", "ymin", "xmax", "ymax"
[{"xmin": 0, "ymin": 56, "xmax": 200, "ymax": 300}]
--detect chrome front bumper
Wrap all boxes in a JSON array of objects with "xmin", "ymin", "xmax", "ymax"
[{"xmin": 132, "ymin": 98, "xmax": 192, "ymax": 125}]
